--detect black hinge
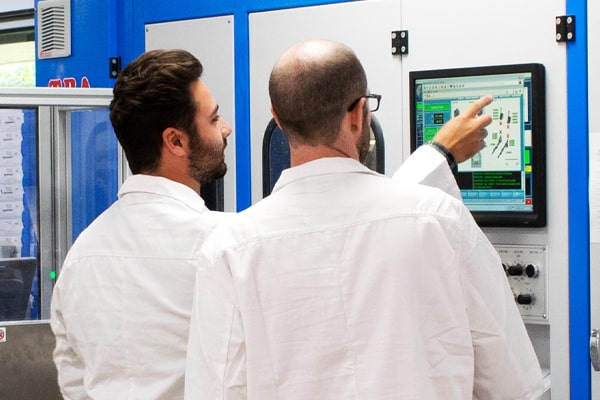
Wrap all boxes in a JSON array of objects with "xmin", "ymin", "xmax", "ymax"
[
  {"xmin": 555, "ymin": 16, "xmax": 575, "ymax": 42},
  {"xmin": 109, "ymin": 57, "xmax": 122, "ymax": 79},
  {"xmin": 391, "ymin": 30, "xmax": 408, "ymax": 55}
]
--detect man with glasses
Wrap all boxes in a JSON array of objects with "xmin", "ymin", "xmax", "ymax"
[{"xmin": 184, "ymin": 39, "xmax": 543, "ymax": 399}]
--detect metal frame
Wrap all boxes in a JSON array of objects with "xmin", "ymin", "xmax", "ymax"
[
  {"xmin": 0, "ymin": 87, "xmax": 114, "ymax": 319},
  {"xmin": 565, "ymin": 0, "xmax": 591, "ymax": 398}
]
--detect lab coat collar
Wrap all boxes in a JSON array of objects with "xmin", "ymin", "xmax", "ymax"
[
  {"xmin": 272, "ymin": 157, "xmax": 381, "ymax": 193},
  {"xmin": 118, "ymin": 174, "xmax": 209, "ymax": 214}
]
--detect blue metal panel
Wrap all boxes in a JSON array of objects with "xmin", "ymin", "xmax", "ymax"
[
  {"xmin": 34, "ymin": 1, "xmax": 121, "ymax": 245},
  {"xmin": 34, "ymin": 0, "xmax": 118, "ymax": 88},
  {"xmin": 70, "ymin": 109, "xmax": 119, "ymax": 241},
  {"xmin": 119, "ymin": 0, "xmax": 354, "ymax": 211},
  {"xmin": 36, "ymin": 0, "xmax": 355, "ymax": 212},
  {"xmin": 233, "ymin": 7, "xmax": 252, "ymax": 211},
  {"xmin": 139, "ymin": 0, "xmax": 235, "ymax": 23},
  {"xmin": 115, "ymin": 0, "xmax": 138, "ymax": 65},
  {"xmin": 21, "ymin": 109, "xmax": 37, "ymax": 259},
  {"xmin": 566, "ymin": 0, "xmax": 591, "ymax": 398},
  {"xmin": 107, "ymin": 0, "xmax": 118, "ymax": 59},
  {"xmin": 21, "ymin": 108, "xmax": 39, "ymax": 319}
]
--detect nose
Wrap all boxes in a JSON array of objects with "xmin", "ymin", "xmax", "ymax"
[{"xmin": 220, "ymin": 119, "xmax": 232, "ymax": 138}]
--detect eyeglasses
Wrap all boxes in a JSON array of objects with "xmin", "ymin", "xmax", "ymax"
[{"xmin": 347, "ymin": 93, "xmax": 382, "ymax": 112}]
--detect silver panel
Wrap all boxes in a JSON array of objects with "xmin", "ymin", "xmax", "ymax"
[
  {"xmin": 0, "ymin": 88, "xmax": 113, "ymax": 398},
  {"xmin": 38, "ymin": 106, "xmax": 54, "ymax": 320},
  {"xmin": 146, "ymin": 15, "xmax": 237, "ymax": 211},
  {"xmin": 0, "ymin": 321, "xmax": 61, "ymax": 400}
]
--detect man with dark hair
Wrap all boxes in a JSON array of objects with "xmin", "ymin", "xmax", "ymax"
[
  {"xmin": 51, "ymin": 49, "xmax": 232, "ymax": 399},
  {"xmin": 184, "ymin": 40, "xmax": 543, "ymax": 399}
]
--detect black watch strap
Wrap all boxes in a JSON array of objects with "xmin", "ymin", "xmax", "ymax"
[{"xmin": 427, "ymin": 141, "xmax": 458, "ymax": 175}]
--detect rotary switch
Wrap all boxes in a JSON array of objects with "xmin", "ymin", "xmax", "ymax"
[
  {"xmin": 525, "ymin": 263, "xmax": 539, "ymax": 278},
  {"xmin": 516, "ymin": 293, "xmax": 535, "ymax": 305},
  {"xmin": 507, "ymin": 264, "xmax": 524, "ymax": 276}
]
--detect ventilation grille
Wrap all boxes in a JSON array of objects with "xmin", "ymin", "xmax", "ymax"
[{"xmin": 37, "ymin": 0, "xmax": 71, "ymax": 59}]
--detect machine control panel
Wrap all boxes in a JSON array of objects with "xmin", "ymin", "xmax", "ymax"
[{"xmin": 494, "ymin": 245, "xmax": 548, "ymax": 323}]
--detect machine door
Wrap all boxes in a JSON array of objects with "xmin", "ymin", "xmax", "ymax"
[
  {"xmin": 248, "ymin": 0, "xmax": 402, "ymax": 204},
  {"xmin": 0, "ymin": 107, "xmax": 39, "ymax": 322},
  {"xmin": 590, "ymin": 0, "xmax": 600, "ymax": 396},
  {"xmin": 145, "ymin": 15, "xmax": 236, "ymax": 212},
  {"xmin": 0, "ymin": 88, "xmax": 116, "ymax": 399}
]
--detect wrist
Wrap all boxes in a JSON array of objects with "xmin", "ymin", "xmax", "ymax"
[{"xmin": 427, "ymin": 141, "xmax": 458, "ymax": 174}]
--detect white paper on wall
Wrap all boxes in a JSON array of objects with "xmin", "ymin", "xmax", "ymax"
[
  {"xmin": 0, "ymin": 150, "xmax": 23, "ymax": 166},
  {"xmin": 0, "ymin": 109, "xmax": 25, "ymax": 256}
]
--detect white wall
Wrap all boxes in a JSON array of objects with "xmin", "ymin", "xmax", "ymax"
[
  {"xmin": 0, "ymin": 0, "xmax": 33, "ymax": 13},
  {"xmin": 0, "ymin": 0, "xmax": 34, "ymax": 31},
  {"xmin": 145, "ymin": 16, "xmax": 238, "ymax": 212}
]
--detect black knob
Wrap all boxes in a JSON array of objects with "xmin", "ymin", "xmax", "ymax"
[
  {"xmin": 525, "ymin": 264, "xmax": 539, "ymax": 278},
  {"xmin": 516, "ymin": 293, "xmax": 534, "ymax": 305},
  {"xmin": 507, "ymin": 265, "xmax": 524, "ymax": 276}
]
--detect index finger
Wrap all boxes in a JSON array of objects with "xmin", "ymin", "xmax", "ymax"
[{"xmin": 464, "ymin": 95, "xmax": 494, "ymax": 118}]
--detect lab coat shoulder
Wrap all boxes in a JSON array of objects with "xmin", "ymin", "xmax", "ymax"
[
  {"xmin": 202, "ymin": 175, "xmax": 466, "ymax": 276},
  {"xmin": 394, "ymin": 144, "xmax": 461, "ymax": 200},
  {"xmin": 384, "ymin": 175, "xmax": 545, "ymax": 399},
  {"xmin": 186, "ymin": 232, "xmax": 247, "ymax": 400}
]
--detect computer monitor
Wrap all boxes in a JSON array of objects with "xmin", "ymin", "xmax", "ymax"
[
  {"xmin": 0, "ymin": 257, "xmax": 37, "ymax": 321},
  {"xmin": 409, "ymin": 63, "xmax": 546, "ymax": 227}
]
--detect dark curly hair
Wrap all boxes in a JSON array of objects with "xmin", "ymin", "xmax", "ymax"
[{"xmin": 109, "ymin": 49, "xmax": 203, "ymax": 174}]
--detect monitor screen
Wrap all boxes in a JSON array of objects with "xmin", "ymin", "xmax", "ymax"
[
  {"xmin": 0, "ymin": 257, "xmax": 37, "ymax": 321},
  {"xmin": 409, "ymin": 63, "xmax": 546, "ymax": 227}
]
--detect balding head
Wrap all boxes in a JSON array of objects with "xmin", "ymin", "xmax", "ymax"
[{"xmin": 269, "ymin": 40, "xmax": 368, "ymax": 146}]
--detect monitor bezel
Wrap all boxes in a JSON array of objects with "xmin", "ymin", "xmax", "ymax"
[{"xmin": 409, "ymin": 63, "xmax": 546, "ymax": 227}]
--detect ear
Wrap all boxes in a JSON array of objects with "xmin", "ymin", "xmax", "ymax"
[
  {"xmin": 162, "ymin": 127, "xmax": 188, "ymax": 157},
  {"xmin": 348, "ymin": 98, "xmax": 366, "ymax": 133},
  {"xmin": 270, "ymin": 106, "xmax": 283, "ymax": 129}
]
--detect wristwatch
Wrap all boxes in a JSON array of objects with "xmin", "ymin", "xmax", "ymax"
[{"xmin": 427, "ymin": 141, "xmax": 458, "ymax": 175}]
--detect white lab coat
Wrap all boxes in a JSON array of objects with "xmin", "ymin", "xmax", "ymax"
[
  {"xmin": 50, "ymin": 146, "xmax": 446, "ymax": 399},
  {"xmin": 393, "ymin": 144, "xmax": 462, "ymax": 200},
  {"xmin": 184, "ymin": 156, "xmax": 544, "ymax": 400},
  {"xmin": 51, "ymin": 175, "xmax": 230, "ymax": 400}
]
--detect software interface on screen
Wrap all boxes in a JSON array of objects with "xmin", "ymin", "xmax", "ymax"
[{"xmin": 412, "ymin": 68, "xmax": 543, "ymax": 224}]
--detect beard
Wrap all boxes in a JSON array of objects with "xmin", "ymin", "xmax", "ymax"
[
  {"xmin": 187, "ymin": 128, "xmax": 228, "ymax": 185},
  {"xmin": 357, "ymin": 111, "xmax": 371, "ymax": 164}
]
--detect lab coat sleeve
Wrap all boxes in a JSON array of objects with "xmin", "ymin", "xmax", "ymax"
[
  {"xmin": 185, "ymin": 253, "xmax": 247, "ymax": 400},
  {"xmin": 453, "ymin": 206, "xmax": 545, "ymax": 400},
  {"xmin": 50, "ymin": 282, "xmax": 87, "ymax": 400},
  {"xmin": 392, "ymin": 145, "xmax": 462, "ymax": 200}
]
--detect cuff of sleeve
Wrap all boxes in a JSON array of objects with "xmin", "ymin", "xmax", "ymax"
[{"xmin": 427, "ymin": 141, "xmax": 458, "ymax": 175}]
